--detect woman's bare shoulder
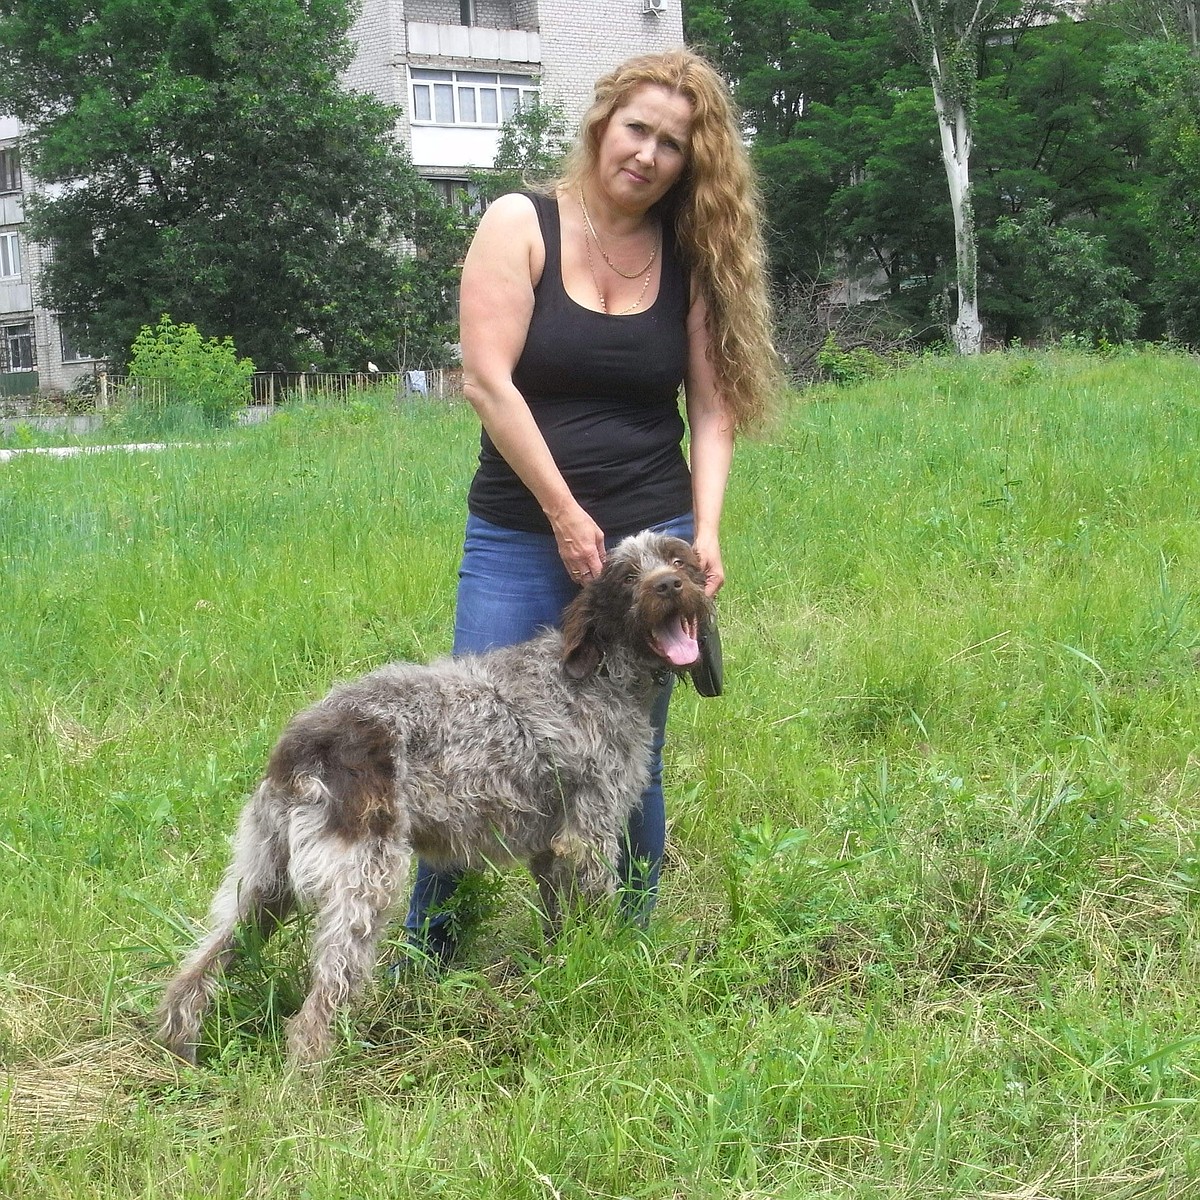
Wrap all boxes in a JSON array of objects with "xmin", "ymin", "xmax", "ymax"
[
  {"xmin": 477, "ymin": 191, "xmax": 542, "ymax": 236},
  {"xmin": 466, "ymin": 192, "xmax": 547, "ymax": 285}
]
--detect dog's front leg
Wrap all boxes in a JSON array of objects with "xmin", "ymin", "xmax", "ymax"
[
  {"xmin": 529, "ymin": 850, "xmax": 567, "ymax": 937},
  {"xmin": 531, "ymin": 827, "xmax": 618, "ymax": 935}
]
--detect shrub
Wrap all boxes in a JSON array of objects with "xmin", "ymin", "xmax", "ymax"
[
  {"xmin": 815, "ymin": 331, "xmax": 894, "ymax": 385},
  {"xmin": 993, "ymin": 200, "xmax": 1140, "ymax": 345},
  {"xmin": 127, "ymin": 315, "xmax": 255, "ymax": 426},
  {"xmin": 774, "ymin": 279, "xmax": 920, "ymax": 385}
]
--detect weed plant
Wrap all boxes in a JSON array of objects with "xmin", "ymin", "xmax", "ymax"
[{"xmin": 1, "ymin": 351, "xmax": 1198, "ymax": 1197}]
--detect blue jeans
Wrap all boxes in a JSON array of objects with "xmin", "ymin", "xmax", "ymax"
[{"xmin": 404, "ymin": 510, "xmax": 695, "ymax": 956}]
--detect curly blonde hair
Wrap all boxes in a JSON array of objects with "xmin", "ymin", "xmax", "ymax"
[{"xmin": 558, "ymin": 49, "xmax": 781, "ymax": 431}]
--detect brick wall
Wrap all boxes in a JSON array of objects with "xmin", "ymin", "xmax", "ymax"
[
  {"xmin": 404, "ymin": 0, "xmax": 457, "ymax": 23},
  {"xmin": 345, "ymin": 0, "xmax": 410, "ymax": 148},
  {"xmin": 405, "ymin": 0, "xmax": 525, "ymax": 27},
  {"xmin": 512, "ymin": 0, "xmax": 539, "ymax": 32},
  {"xmin": 347, "ymin": 0, "xmax": 687, "ymax": 153},
  {"xmin": 474, "ymin": 0, "xmax": 521, "ymax": 28},
  {"xmin": 536, "ymin": 0, "xmax": 684, "ymax": 129}
]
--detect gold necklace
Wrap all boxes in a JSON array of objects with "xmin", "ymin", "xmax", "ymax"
[
  {"xmin": 579, "ymin": 191, "xmax": 659, "ymax": 279},
  {"xmin": 583, "ymin": 224, "xmax": 653, "ymax": 314}
]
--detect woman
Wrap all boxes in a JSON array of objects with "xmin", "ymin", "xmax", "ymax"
[{"xmin": 405, "ymin": 48, "xmax": 780, "ymax": 962}]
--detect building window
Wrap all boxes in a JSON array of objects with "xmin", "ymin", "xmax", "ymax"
[
  {"xmin": 411, "ymin": 69, "xmax": 538, "ymax": 127},
  {"xmin": 60, "ymin": 320, "xmax": 96, "ymax": 363},
  {"xmin": 2, "ymin": 323, "xmax": 35, "ymax": 371},
  {"xmin": 0, "ymin": 231, "xmax": 20, "ymax": 279},
  {"xmin": 427, "ymin": 177, "xmax": 484, "ymax": 218},
  {"xmin": 0, "ymin": 148, "xmax": 18, "ymax": 194}
]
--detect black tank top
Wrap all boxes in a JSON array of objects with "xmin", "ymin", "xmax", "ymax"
[{"xmin": 467, "ymin": 191, "xmax": 693, "ymax": 538}]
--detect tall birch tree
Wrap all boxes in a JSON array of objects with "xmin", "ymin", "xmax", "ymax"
[{"xmin": 901, "ymin": 0, "xmax": 1005, "ymax": 354}]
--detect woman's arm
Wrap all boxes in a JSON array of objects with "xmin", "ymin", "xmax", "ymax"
[
  {"xmin": 459, "ymin": 194, "xmax": 606, "ymax": 578},
  {"xmin": 684, "ymin": 290, "xmax": 735, "ymax": 597}
]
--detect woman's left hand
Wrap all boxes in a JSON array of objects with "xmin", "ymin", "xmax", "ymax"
[
  {"xmin": 692, "ymin": 531, "xmax": 725, "ymax": 597},
  {"xmin": 683, "ymin": 289, "xmax": 732, "ymax": 602}
]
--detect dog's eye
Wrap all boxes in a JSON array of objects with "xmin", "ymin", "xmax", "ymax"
[
  {"xmin": 671, "ymin": 558, "xmax": 684, "ymax": 568},
  {"xmin": 626, "ymin": 570, "xmax": 638, "ymax": 583}
]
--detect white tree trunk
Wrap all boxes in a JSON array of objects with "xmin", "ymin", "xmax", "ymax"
[
  {"xmin": 909, "ymin": 0, "xmax": 987, "ymax": 355},
  {"xmin": 929, "ymin": 74, "xmax": 983, "ymax": 355}
]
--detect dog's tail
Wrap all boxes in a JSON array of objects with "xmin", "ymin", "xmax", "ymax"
[{"xmin": 157, "ymin": 782, "xmax": 295, "ymax": 1063}]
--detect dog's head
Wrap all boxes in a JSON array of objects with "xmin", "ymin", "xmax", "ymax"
[{"xmin": 561, "ymin": 532, "xmax": 712, "ymax": 681}]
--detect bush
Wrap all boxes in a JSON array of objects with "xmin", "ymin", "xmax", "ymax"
[
  {"xmin": 992, "ymin": 201, "xmax": 1140, "ymax": 345},
  {"xmin": 127, "ymin": 315, "xmax": 255, "ymax": 426},
  {"xmin": 815, "ymin": 331, "xmax": 895, "ymax": 385},
  {"xmin": 774, "ymin": 279, "xmax": 921, "ymax": 385}
]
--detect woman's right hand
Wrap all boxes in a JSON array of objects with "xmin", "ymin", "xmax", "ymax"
[
  {"xmin": 549, "ymin": 502, "xmax": 606, "ymax": 584},
  {"xmin": 461, "ymin": 195, "xmax": 600, "ymax": 568}
]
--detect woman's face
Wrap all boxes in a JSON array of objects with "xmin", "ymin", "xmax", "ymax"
[{"xmin": 592, "ymin": 84, "xmax": 694, "ymax": 215}]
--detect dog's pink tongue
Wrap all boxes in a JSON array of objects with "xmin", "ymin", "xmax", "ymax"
[{"xmin": 655, "ymin": 617, "xmax": 700, "ymax": 667}]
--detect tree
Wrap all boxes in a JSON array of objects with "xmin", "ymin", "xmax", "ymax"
[
  {"xmin": 0, "ymin": 0, "xmax": 466, "ymax": 370},
  {"xmin": 898, "ymin": 0, "xmax": 1019, "ymax": 354},
  {"xmin": 486, "ymin": 101, "xmax": 571, "ymax": 198},
  {"xmin": 1094, "ymin": 0, "xmax": 1200, "ymax": 51},
  {"xmin": 992, "ymin": 199, "xmax": 1139, "ymax": 341},
  {"xmin": 686, "ymin": 1, "xmax": 910, "ymax": 285},
  {"xmin": 127, "ymin": 313, "xmax": 254, "ymax": 424},
  {"xmin": 684, "ymin": 0, "xmax": 1160, "ymax": 347},
  {"xmin": 1106, "ymin": 36, "xmax": 1200, "ymax": 343},
  {"xmin": 970, "ymin": 14, "xmax": 1156, "ymax": 340}
]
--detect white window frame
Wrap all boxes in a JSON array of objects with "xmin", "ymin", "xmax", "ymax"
[
  {"xmin": 0, "ymin": 231, "xmax": 21, "ymax": 280},
  {"xmin": 2, "ymin": 322, "xmax": 35, "ymax": 372},
  {"xmin": 410, "ymin": 68, "xmax": 538, "ymax": 129}
]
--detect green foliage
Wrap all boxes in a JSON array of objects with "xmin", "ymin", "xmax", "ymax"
[
  {"xmin": 974, "ymin": 16, "xmax": 1154, "ymax": 339},
  {"xmin": 1091, "ymin": 0, "xmax": 1200, "ymax": 47},
  {"xmin": 684, "ymin": 1, "xmax": 1183, "ymax": 346},
  {"xmin": 815, "ymin": 330, "xmax": 898, "ymax": 383},
  {"xmin": 685, "ymin": 0, "xmax": 922, "ymax": 284},
  {"xmin": 471, "ymin": 100, "xmax": 571, "ymax": 204},
  {"xmin": 392, "ymin": 184, "xmax": 472, "ymax": 370},
  {"xmin": 1148, "ymin": 115, "xmax": 1200, "ymax": 342},
  {"xmin": 127, "ymin": 313, "xmax": 254, "ymax": 426},
  {"xmin": 992, "ymin": 199, "xmax": 1140, "ymax": 343},
  {"xmin": 0, "ymin": 0, "xmax": 465, "ymax": 371},
  {"xmin": 0, "ymin": 421, "xmax": 38, "ymax": 449},
  {"xmin": 1106, "ymin": 37, "xmax": 1200, "ymax": 345}
]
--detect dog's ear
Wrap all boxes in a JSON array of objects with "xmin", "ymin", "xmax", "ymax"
[{"xmin": 561, "ymin": 598, "xmax": 603, "ymax": 680}]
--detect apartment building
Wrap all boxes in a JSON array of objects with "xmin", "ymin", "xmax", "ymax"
[
  {"xmin": 347, "ymin": 0, "xmax": 683, "ymax": 204},
  {"xmin": 0, "ymin": 116, "xmax": 97, "ymax": 396},
  {"xmin": 0, "ymin": 0, "xmax": 684, "ymax": 395}
]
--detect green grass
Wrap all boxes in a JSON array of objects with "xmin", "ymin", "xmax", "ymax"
[{"xmin": 2, "ymin": 350, "xmax": 1198, "ymax": 1198}]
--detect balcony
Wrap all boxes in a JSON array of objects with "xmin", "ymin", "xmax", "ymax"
[{"xmin": 406, "ymin": 22, "xmax": 540, "ymax": 65}]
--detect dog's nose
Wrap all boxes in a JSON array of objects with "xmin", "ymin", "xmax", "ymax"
[{"xmin": 655, "ymin": 575, "xmax": 683, "ymax": 596}]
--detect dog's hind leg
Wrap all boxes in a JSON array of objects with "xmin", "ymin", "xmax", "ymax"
[
  {"xmin": 156, "ymin": 785, "xmax": 294, "ymax": 1064},
  {"xmin": 285, "ymin": 833, "xmax": 409, "ymax": 1065}
]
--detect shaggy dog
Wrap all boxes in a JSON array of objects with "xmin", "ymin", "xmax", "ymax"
[{"xmin": 156, "ymin": 531, "xmax": 711, "ymax": 1064}]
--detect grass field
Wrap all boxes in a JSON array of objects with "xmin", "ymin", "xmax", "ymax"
[{"xmin": 2, "ymin": 349, "xmax": 1198, "ymax": 1198}]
